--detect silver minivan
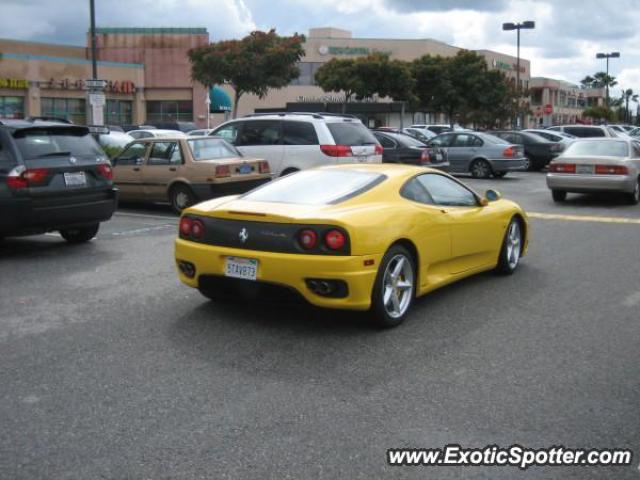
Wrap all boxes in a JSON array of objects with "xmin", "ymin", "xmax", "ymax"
[{"xmin": 210, "ymin": 113, "xmax": 383, "ymax": 176}]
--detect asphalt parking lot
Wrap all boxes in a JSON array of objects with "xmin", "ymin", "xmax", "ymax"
[{"xmin": 1, "ymin": 171, "xmax": 639, "ymax": 479}]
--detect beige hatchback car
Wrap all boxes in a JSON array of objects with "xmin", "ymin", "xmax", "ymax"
[{"xmin": 112, "ymin": 137, "xmax": 272, "ymax": 212}]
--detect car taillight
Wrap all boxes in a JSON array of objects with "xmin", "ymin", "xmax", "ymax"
[
  {"xmin": 96, "ymin": 164, "xmax": 113, "ymax": 180},
  {"xmin": 420, "ymin": 150, "xmax": 431, "ymax": 164},
  {"xmin": 595, "ymin": 164, "xmax": 628, "ymax": 175},
  {"xmin": 549, "ymin": 163, "xmax": 576, "ymax": 173},
  {"xmin": 190, "ymin": 219, "xmax": 205, "ymax": 239},
  {"xmin": 215, "ymin": 165, "xmax": 231, "ymax": 178},
  {"xmin": 179, "ymin": 217, "xmax": 193, "ymax": 237},
  {"xmin": 298, "ymin": 229, "xmax": 318, "ymax": 249},
  {"xmin": 325, "ymin": 229, "xmax": 346, "ymax": 250},
  {"xmin": 320, "ymin": 145, "xmax": 353, "ymax": 157},
  {"xmin": 374, "ymin": 144, "xmax": 384, "ymax": 155},
  {"xmin": 258, "ymin": 161, "xmax": 270, "ymax": 174},
  {"xmin": 502, "ymin": 147, "xmax": 515, "ymax": 158},
  {"xmin": 7, "ymin": 166, "xmax": 49, "ymax": 189}
]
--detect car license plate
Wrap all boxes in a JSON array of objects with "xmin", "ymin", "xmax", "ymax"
[
  {"xmin": 238, "ymin": 164, "xmax": 252, "ymax": 174},
  {"xmin": 64, "ymin": 171, "xmax": 86, "ymax": 187},
  {"xmin": 224, "ymin": 256, "xmax": 258, "ymax": 280},
  {"xmin": 435, "ymin": 153, "xmax": 443, "ymax": 162},
  {"xmin": 576, "ymin": 165, "xmax": 594, "ymax": 174}
]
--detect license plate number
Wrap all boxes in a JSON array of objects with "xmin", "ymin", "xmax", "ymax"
[
  {"xmin": 64, "ymin": 172, "xmax": 86, "ymax": 187},
  {"xmin": 435, "ymin": 153, "xmax": 443, "ymax": 162},
  {"xmin": 238, "ymin": 164, "xmax": 252, "ymax": 174},
  {"xmin": 224, "ymin": 256, "xmax": 258, "ymax": 280},
  {"xmin": 576, "ymin": 165, "xmax": 594, "ymax": 174}
]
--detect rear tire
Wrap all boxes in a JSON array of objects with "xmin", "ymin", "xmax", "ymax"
[
  {"xmin": 370, "ymin": 245, "xmax": 416, "ymax": 328},
  {"xmin": 170, "ymin": 184, "xmax": 196, "ymax": 214},
  {"xmin": 495, "ymin": 217, "xmax": 522, "ymax": 275},
  {"xmin": 470, "ymin": 159, "xmax": 492, "ymax": 179},
  {"xmin": 59, "ymin": 223, "xmax": 99, "ymax": 244},
  {"xmin": 551, "ymin": 190, "xmax": 567, "ymax": 202},
  {"xmin": 626, "ymin": 179, "xmax": 640, "ymax": 205}
]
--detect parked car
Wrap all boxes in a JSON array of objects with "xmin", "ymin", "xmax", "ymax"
[
  {"xmin": 492, "ymin": 130, "xmax": 564, "ymax": 171},
  {"xmin": 128, "ymin": 129, "xmax": 187, "ymax": 140},
  {"xmin": 175, "ymin": 163, "xmax": 528, "ymax": 327},
  {"xmin": 187, "ymin": 129, "xmax": 216, "ymax": 137},
  {"xmin": 426, "ymin": 131, "xmax": 527, "ymax": 178},
  {"xmin": 546, "ymin": 125, "xmax": 619, "ymax": 138},
  {"xmin": 628, "ymin": 127, "xmax": 640, "ymax": 138},
  {"xmin": 122, "ymin": 124, "xmax": 157, "ymax": 132},
  {"xmin": 403, "ymin": 127, "xmax": 436, "ymax": 142},
  {"xmin": 111, "ymin": 136, "xmax": 271, "ymax": 212},
  {"xmin": 546, "ymin": 138, "xmax": 640, "ymax": 204},
  {"xmin": 411, "ymin": 124, "xmax": 454, "ymax": 135},
  {"xmin": 0, "ymin": 120, "xmax": 117, "ymax": 242},
  {"xmin": 209, "ymin": 112, "xmax": 383, "ymax": 177},
  {"xmin": 523, "ymin": 128, "xmax": 576, "ymax": 145},
  {"xmin": 97, "ymin": 130, "xmax": 134, "ymax": 158},
  {"xmin": 149, "ymin": 121, "xmax": 198, "ymax": 133},
  {"xmin": 372, "ymin": 130, "xmax": 449, "ymax": 169}
]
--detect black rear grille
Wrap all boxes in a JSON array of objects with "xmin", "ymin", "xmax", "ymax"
[
  {"xmin": 199, "ymin": 275, "xmax": 306, "ymax": 305},
  {"xmin": 30, "ymin": 190, "xmax": 111, "ymax": 209}
]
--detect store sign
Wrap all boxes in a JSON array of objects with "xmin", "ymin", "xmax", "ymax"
[
  {"xmin": 543, "ymin": 104, "xmax": 553, "ymax": 114},
  {"xmin": 491, "ymin": 58, "xmax": 526, "ymax": 74},
  {"xmin": 0, "ymin": 78, "xmax": 29, "ymax": 89},
  {"xmin": 297, "ymin": 95, "xmax": 379, "ymax": 103},
  {"xmin": 43, "ymin": 78, "xmax": 136, "ymax": 93},
  {"xmin": 318, "ymin": 45, "xmax": 392, "ymax": 56}
]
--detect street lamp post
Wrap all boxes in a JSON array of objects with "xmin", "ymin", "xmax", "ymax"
[
  {"xmin": 502, "ymin": 21, "xmax": 535, "ymax": 128},
  {"xmin": 596, "ymin": 52, "xmax": 620, "ymax": 109}
]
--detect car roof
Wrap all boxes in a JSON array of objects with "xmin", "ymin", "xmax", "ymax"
[
  {"xmin": 318, "ymin": 162, "xmax": 443, "ymax": 179},
  {"xmin": 241, "ymin": 112, "xmax": 361, "ymax": 123}
]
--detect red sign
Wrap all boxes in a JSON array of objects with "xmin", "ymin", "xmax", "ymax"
[{"xmin": 543, "ymin": 104, "xmax": 553, "ymax": 114}]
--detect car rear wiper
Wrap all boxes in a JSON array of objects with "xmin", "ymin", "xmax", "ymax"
[{"xmin": 39, "ymin": 151, "xmax": 72, "ymax": 157}]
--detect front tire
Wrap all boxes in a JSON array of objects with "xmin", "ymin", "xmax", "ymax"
[
  {"xmin": 170, "ymin": 184, "xmax": 196, "ymax": 214},
  {"xmin": 551, "ymin": 190, "xmax": 567, "ymax": 202},
  {"xmin": 470, "ymin": 159, "xmax": 492, "ymax": 179},
  {"xmin": 495, "ymin": 218, "xmax": 522, "ymax": 275},
  {"xmin": 493, "ymin": 171, "xmax": 507, "ymax": 178},
  {"xmin": 625, "ymin": 179, "xmax": 640, "ymax": 205},
  {"xmin": 370, "ymin": 245, "xmax": 416, "ymax": 328},
  {"xmin": 59, "ymin": 223, "xmax": 99, "ymax": 244}
]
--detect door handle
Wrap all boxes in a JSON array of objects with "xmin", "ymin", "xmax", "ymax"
[
  {"xmin": 169, "ymin": 167, "xmax": 177, "ymax": 172},
  {"xmin": 133, "ymin": 167, "xmax": 140, "ymax": 172}
]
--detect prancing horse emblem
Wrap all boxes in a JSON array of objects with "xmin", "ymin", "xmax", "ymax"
[
  {"xmin": 239, "ymin": 228, "xmax": 249, "ymax": 243},
  {"xmin": 69, "ymin": 156, "xmax": 77, "ymax": 164}
]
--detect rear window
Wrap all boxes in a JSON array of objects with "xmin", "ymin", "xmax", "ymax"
[
  {"xmin": 13, "ymin": 128, "xmax": 104, "ymax": 160},
  {"xmin": 564, "ymin": 127, "xmax": 606, "ymax": 138},
  {"xmin": 392, "ymin": 133, "xmax": 426, "ymax": 147},
  {"xmin": 563, "ymin": 141, "xmax": 628, "ymax": 157},
  {"xmin": 242, "ymin": 169, "xmax": 385, "ymax": 205},
  {"xmin": 188, "ymin": 138, "xmax": 240, "ymax": 161},
  {"xmin": 327, "ymin": 122, "xmax": 378, "ymax": 146},
  {"xmin": 479, "ymin": 133, "xmax": 509, "ymax": 145},
  {"xmin": 283, "ymin": 121, "xmax": 318, "ymax": 145}
]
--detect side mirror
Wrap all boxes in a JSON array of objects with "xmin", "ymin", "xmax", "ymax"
[{"xmin": 485, "ymin": 189, "xmax": 502, "ymax": 202}]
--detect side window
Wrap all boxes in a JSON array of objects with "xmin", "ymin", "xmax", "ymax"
[
  {"xmin": 400, "ymin": 177, "xmax": 435, "ymax": 205},
  {"xmin": 471, "ymin": 136, "xmax": 484, "ymax": 146},
  {"xmin": 213, "ymin": 122, "xmax": 240, "ymax": 144},
  {"xmin": 417, "ymin": 174, "xmax": 478, "ymax": 207},
  {"xmin": 114, "ymin": 142, "xmax": 148, "ymax": 166},
  {"xmin": 430, "ymin": 134, "xmax": 453, "ymax": 147},
  {"xmin": 0, "ymin": 135, "xmax": 14, "ymax": 165},
  {"xmin": 512, "ymin": 134, "xmax": 527, "ymax": 145},
  {"xmin": 451, "ymin": 134, "xmax": 473, "ymax": 147},
  {"xmin": 236, "ymin": 120, "xmax": 282, "ymax": 146},
  {"xmin": 282, "ymin": 121, "xmax": 319, "ymax": 145},
  {"xmin": 375, "ymin": 134, "xmax": 396, "ymax": 149},
  {"xmin": 547, "ymin": 126, "xmax": 561, "ymax": 132},
  {"xmin": 148, "ymin": 142, "xmax": 180, "ymax": 166}
]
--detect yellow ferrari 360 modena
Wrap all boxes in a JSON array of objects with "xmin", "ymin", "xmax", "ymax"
[{"xmin": 175, "ymin": 164, "xmax": 529, "ymax": 327}]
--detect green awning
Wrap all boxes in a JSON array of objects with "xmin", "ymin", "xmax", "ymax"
[{"xmin": 210, "ymin": 86, "xmax": 232, "ymax": 113}]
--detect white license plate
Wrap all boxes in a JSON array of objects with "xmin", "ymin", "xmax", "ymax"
[
  {"xmin": 576, "ymin": 165, "xmax": 594, "ymax": 174},
  {"xmin": 64, "ymin": 172, "xmax": 86, "ymax": 187},
  {"xmin": 224, "ymin": 256, "xmax": 258, "ymax": 280},
  {"xmin": 435, "ymin": 153, "xmax": 443, "ymax": 161}
]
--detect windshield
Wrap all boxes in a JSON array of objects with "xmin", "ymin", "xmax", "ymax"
[
  {"xmin": 242, "ymin": 169, "xmax": 385, "ymax": 205},
  {"xmin": 13, "ymin": 128, "xmax": 104, "ymax": 160},
  {"xmin": 563, "ymin": 141, "xmax": 629, "ymax": 157},
  {"xmin": 188, "ymin": 138, "xmax": 241, "ymax": 160},
  {"xmin": 327, "ymin": 122, "xmax": 379, "ymax": 146}
]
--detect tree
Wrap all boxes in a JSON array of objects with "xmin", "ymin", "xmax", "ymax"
[
  {"xmin": 583, "ymin": 105, "xmax": 613, "ymax": 122},
  {"xmin": 580, "ymin": 75, "xmax": 595, "ymax": 89},
  {"xmin": 621, "ymin": 88, "xmax": 638, "ymax": 123},
  {"xmin": 593, "ymin": 71, "xmax": 617, "ymax": 90},
  {"xmin": 314, "ymin": 53, "xmax": 415, "ymax": 116},
  {"xmin": 188, "ymin": 30, "xmax": 305, "ymax": 118}
]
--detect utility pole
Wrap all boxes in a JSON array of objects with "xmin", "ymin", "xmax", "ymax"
[
  {"xmin": 86, "ymin": 0, "xmax": 106, "ymax": 126},
  {"xmin": 596, "ymin": 52, "xmax": 620, "ymax": 109},
  {"xmin": 502, "ymin": 21, "xmax": 535, "ymax": 129}
]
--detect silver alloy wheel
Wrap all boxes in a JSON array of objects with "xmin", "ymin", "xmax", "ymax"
[
  {"xmin": 382, "ymin": 254, "xmax": 414, "ymax": 319},
  {"xmin": 634, "ymin": 181, "xmax": 640, "ymax": 202},
  {"xmin": 175, "ymin": 191, "xmax": 190, "ymax": 210},
  {"xmin": 506, "ymin": 221, "xmax": 521, "ymax": 269},
  {"xmin": 523, "ymin": 157, "xmax": 531, "ymax": 170},
  {"xmin": 472, "ymin": 160, "xmax": 490, "ymax": 178}
]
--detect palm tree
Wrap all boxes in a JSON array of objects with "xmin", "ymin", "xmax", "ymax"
[
  {"xmin": 593, "ymin": 71, "xmax": 617, "ymax": 89},
  {"xmin": 580, "ymin": 75, "xmax": 595, "ymax": 89},
  {"xmin": 621, "ymin": 88, "xmax": 639, "ymax": 123}
]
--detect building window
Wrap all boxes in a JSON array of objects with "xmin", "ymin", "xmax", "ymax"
[
  {"xmin": 530, "ymin": 90, "xmax": 543, "ymax": 106},
  {"xmin": 41, "ymin": 97, "xmax": 86, "ymax": 124},
  {"xmin": 105, "ymin": 99, "xmax": 132, "ymax": 126},
  {"xmin": 0, "ymin": 96, "xmax": 25, "ymax": 119},
  {"xmin": 146, "ymin": 101, "xmax": 193, "ymax": 122},
  {"xmin": 290, "ymin": 62, "xmax": 325, "ymax": 86}
]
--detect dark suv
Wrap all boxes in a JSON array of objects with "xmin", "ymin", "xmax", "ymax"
[{"xmin": 0, "ymin": 120, "xmax": 118, "ymax": 243}]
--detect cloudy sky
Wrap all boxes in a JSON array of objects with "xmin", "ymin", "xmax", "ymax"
[{"xmin": 3, "ymin": 0, "xmax": 640, "ymax": 95}]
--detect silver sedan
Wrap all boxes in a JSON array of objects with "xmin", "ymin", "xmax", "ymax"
[{"xmin": 546, "ymin": 138, "xmax": 640, "ymax": 204}]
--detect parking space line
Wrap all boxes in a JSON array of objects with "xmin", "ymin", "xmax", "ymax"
[
  {"xmin": 528, "ymin": 212, "xmax": 640, "ymax": 225},
  {"xmin": 115, "ymin": 212, "xmax": 177, "ymax": 221}
]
